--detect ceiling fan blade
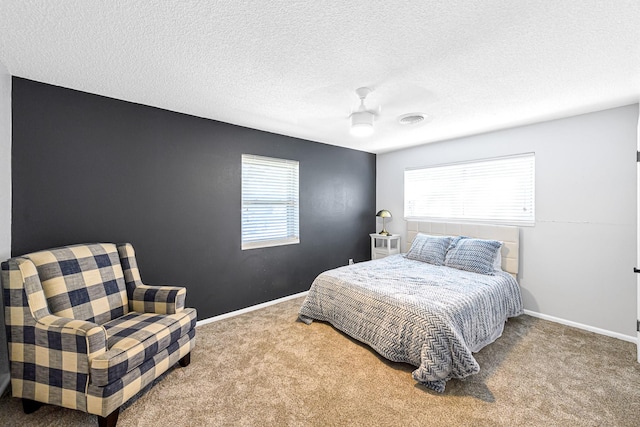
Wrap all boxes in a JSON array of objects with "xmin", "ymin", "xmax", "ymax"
[
  {"xmin": 368, "ymin": 82, "xmax": 437, "ymax": 117},
  {"xmin": 296, "ymin": 81, "xmax": 437, "ymax": 138}
]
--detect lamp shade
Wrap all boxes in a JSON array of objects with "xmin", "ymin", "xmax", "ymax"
[{"xmin": 376, "ymin": 209, "xmax": 392, "ymax": 218}]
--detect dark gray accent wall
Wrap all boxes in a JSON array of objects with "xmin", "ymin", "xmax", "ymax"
[{"xmin": 11, "ymin": 77, "xmax": 376, "ymax": 319}]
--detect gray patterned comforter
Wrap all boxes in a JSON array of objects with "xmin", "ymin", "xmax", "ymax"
[{"xmin": 298, "ymin": 254, "xmax": 523, "ymax": 392}]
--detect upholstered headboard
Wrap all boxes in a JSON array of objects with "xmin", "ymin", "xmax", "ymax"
[{"xmin": 406, "ymin": 221, "xmax": 520, "ymax": 278}]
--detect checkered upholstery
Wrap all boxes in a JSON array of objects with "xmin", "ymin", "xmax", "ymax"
[
  {"xmin": 91, "ymin": 309, "xmax": 196, "ymax": 386},
  {"xmin": 117, "ymin": 243, "xmax": 186, "ymax": 314},
  {"xmin": 87, "ymin": 328, "xmax": 195, "ymax": 416},
  {"xmin": 26, "ymin": 244, "xmax": 129, "ymax": 325},
  {"xmin": 2, "ymin": 243, "xmax": 197, "ymax": 418}
]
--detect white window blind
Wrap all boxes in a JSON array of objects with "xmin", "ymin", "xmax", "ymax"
[
  {"xmin": 404, "ymin": 153, "xmax": 535, "ymax": 225},
  {"xmin": 242, "ymin": 154, "xmax": 300, "ymax": 250}
]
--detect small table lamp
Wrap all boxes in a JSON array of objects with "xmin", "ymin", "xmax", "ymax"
[{"xmin": 376, "ymin": 210, "xmax": 392, "ymax": 236}]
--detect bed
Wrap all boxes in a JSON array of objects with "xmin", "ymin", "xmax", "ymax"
[{"xmin": 298, "ymin": 221, "xmax": 523, "ymax": 392}]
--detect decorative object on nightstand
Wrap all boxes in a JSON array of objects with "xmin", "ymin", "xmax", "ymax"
[
  {"xmin": 370, "ymin": 233, "xmax": 401, "ymax": 260},
  {"xmin": 376, "ymin": 209, "xmax": 392, "ymax": 236}
]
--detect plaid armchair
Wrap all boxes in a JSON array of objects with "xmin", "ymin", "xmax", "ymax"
[{"xmin": 2, "ymin": 243, "xmax": 197, "ymax": 427}]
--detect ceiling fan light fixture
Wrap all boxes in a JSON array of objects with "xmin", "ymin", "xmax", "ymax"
[
  {"xmin": 350, "ymin": 110, "xmax": 374, "ymax": 137},
  {"xmin": 350, "ymin": 87, "xmax": 375, "ymax": 137}
]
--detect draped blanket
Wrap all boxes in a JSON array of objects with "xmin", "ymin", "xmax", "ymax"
[{"xmin": 298, "ymin": 255, "xmax": 523, "ymax": 392}]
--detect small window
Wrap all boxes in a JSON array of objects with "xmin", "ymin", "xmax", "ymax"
[
  {"xmin": 404, "ymin": 153, "xmax": 535, "ymax": 225},
  {"xmin": 242, "ymin": 154, "xmax": 300, "ymax": 250}
]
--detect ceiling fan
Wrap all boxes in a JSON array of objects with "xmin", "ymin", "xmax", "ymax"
[
  {"xmin": 299, "ymin": 82, "xmax": 435, "ymax": 138},
  {"xmin": 347, "ymin": 84, "xmax": 433, "ymax": 137},
  {"xmin": 349, "ymin": 87, "xmax": 376, "ymax": 137}
]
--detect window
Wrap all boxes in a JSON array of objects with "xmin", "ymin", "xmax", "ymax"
[
  {"xmin": 241, "ymin": 154, "xmax": 300, "ymax": 250},
  {"xmin": 404, "ymin": 153, "xmax": 535, "ymax": 225}
]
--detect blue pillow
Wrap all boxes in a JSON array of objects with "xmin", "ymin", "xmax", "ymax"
[
  {"xmin": 444, "ymin": 237, "xmax": 502, "ymax": 275},
  {"xmin": 405, "ymin": 234, "xmax": 451, "ymax": 266}
]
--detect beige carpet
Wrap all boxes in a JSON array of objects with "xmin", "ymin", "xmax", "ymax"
[{"xmin": 1, "ymin": 296, "xmax": 640, "ymax": 426}]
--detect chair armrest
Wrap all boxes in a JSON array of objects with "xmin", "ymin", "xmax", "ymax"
[
  {"xmin": 116, "ymin": 243, "xmax": 186, "ymax": 314},
  {"xmin": 130, "ymin": 284, "xmax": 186, "ymax": 314},
  {"xmin": 18, "ymin": 315, "xmax": 109, "ymax": 399},
  {"xmin": 36, "ymin": 315, "xmax": 108, "ymax": 361}
]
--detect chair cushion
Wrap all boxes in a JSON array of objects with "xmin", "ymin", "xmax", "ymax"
[
  {"xmin": 25, "ymin": 243, "xmax": 129, "ymax": 325},
  {"xmin": 90, "ymin": 308, "xmax": 197, "ymax": 386}
]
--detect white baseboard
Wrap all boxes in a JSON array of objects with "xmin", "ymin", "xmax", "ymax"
[
  {"xmin": 196, "ymin": 291, "xmax": 309, "ymax": 327},
  {"xmin": 523, "ymin": 309, "xmax": 637, "ymax": 344}
]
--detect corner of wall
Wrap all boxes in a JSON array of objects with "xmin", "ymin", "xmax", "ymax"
[
  {"xmin": 0, "ymin": 61, "xmax": 10, "ymax": 260},
  {"xmin": 0, "ymin": 60, "xmax": 11, "ymax": 396}
]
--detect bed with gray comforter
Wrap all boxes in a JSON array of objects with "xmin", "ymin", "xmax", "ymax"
[{"xmin": 298, "ymin": 254, "xmax": 523, "ymax": 392}]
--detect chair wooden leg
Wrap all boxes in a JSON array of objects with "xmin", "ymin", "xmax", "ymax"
[
  {"xmin": 22, "ymin": 398, "xmax": 43, "ymax": 414},
  {"xmin": 178, "ymin": 352, "xmax": 191, "ymax": 367},
  {"xmin": 98, "ymin": 407, "xmax": 120, "ymax": 427}
]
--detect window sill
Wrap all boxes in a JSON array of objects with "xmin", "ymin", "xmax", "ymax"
[{"xmin": 241, "ymin": 238, "xmax": 300, "ymax": 250}]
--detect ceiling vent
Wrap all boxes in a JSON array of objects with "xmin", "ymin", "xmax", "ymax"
[{"xmin": 398, "ymin": 113, "xmax": 428, "ymax": 125}]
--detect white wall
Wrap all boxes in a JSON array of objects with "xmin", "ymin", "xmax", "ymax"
[
  {"xmin": 377, "ymin": 104, "xmax": 639, "ymax": 339},
  {"xmin": 0, "ymin": 60, "xmax": 10, "ymax": 393},
  {"xmin": 0, "ymin": 63, "xmax": 10, "ymax": 259}
]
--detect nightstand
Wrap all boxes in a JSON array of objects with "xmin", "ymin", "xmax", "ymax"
[{"xmin": 370, "ymin": 233, "xmax": 401, "ymax": 260}]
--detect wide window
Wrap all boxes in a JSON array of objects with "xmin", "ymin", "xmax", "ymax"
[
  {"xmin": 404, "ymin": 153, "xmax": 535, "ymax": 225},
  {"xmin": 241, "ymin": 154, "xmax": 300, "ymax": 250}
]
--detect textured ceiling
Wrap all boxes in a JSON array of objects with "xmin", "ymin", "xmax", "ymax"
[{"xmin": 0, "ymin": 1, "xmax": 638, "ymax": 154}]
